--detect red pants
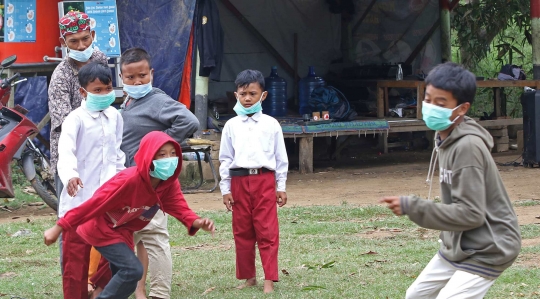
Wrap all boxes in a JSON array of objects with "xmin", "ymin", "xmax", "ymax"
[
  {"xmin": 231, "ymin": 171, "xmax": 279, "ymax": 281},
  {"xmin": 62, "ymin": 228, "xmax": 91, "ymax": 299}
]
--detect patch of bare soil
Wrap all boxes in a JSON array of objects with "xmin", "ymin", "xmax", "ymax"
[
  {"xmin": 2, "ymin": 152, "xmax": 540, "ymax": 227},
  {"xmin": 514, "ymin": 252, "xmax": 540, "ymax": 269}
]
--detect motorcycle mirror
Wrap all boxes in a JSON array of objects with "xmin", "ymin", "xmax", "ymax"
[{"xmin": 1, "ymin": 55, "xmax": 17, "ymax": 68}]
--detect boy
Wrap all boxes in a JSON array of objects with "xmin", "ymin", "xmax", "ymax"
[
  {"xmin": 219, "ymin": 69, "xmax": 289, "ymax": 293},
  {"xmin": 380, "ymin": 62, "xmax": 521, "ymax": 298},
  {"xmin": 118, "ymin": 47, "xmax": 200, "ymax": 299},
  {"xmin": 56, "ymin": 61, "xmax": 125, "ymax": 299},
  {"xmin": 44, "ymin": 131, "xmax": 215, "ymax": 299}
]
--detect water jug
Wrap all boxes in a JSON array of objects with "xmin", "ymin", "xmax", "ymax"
[
  {"xmin": 299, "ymin": 66, "xmax": 325, "ymax": 115},
  {"xmin": 263, "ymin": 66, "xmax": 288, "ymax": 117}
]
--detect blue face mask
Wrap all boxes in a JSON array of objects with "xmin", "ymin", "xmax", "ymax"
[
  {"xmin": 123, "ymin": 82, "xmax": 153, "ymax": 99},
  {"xmin": 233, "ymin": 93, "xmax": 264, "ymax": 116},
  {"xmin": 422, "ymin": 102, "xmax": 461, "ymax": 131},
  {"xmin": 84, "ymin": 90, "xmax": 115, "ymax": 111},
  {"xmin": 65, "ymin": 37, "xmax": 94, "ymax": 62},
  {"xmin": 150, "ymin": 157, "xmax": 179, "ymax": 180}
]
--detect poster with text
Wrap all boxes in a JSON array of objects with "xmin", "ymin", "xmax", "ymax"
[
  {"xmin": 60, "ymin": 1, "xmax": 121, "ymax": 57},
  {"xmin": 3, "ymin": 0, "xmax": 36, "ymax": 42}
]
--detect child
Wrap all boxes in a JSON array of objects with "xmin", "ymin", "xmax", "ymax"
[
  {"xmin": 56, "ymin": 61, "xmax": 125, "ymax": 299},
  {"xmin": 44, "ymin": 131, "xmax": 215, "ymax": 299},
  {"xmin": 219, "ymin": 69, "xmax": 289, "ymax": 293},
  {"xmin": 380, "ymin": 62, "xmax": 521, "ymax": 298}
]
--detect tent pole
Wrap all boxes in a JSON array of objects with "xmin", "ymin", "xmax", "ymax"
[
  {"xmin": 440, "ymin": 0, "xmax": 451, "ymax": 62},
  {"xmin": 532, "ymin": 0, "xmax": 540, "ymax": 79},
  {"xmin": 194, "ymin": 48, "xmax": 208, "ymax": 136}
]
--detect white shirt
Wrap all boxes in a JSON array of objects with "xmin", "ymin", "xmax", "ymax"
[
  {"xmin": 57, "ymin": 101, "xmax": 126, "ymax": 217},
  {"xmin": 219, "ymin": 111, "xmax": 289, "ymax": 195}
]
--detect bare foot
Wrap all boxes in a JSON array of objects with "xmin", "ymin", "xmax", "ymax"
[
  {"xmin": 236, "ymin": 277, "xmax": 257, "ymax": 289},
  {"xmin": 263, "ymin": 280, "xmax": 274, "ymax": 293},
  {"xmin": 90, "ymin": 287, "xmax": 102, "ymax": 299}
]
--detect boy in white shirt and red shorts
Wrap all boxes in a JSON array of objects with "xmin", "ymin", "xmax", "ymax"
[{"xmin": 219, "ymin": 69, "xmax": 289, "ymax": 294}]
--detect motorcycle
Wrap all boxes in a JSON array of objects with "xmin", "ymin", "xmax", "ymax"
[{"xmin": 0, "ymin": 55, "xmax": 58, "ymax": 211}]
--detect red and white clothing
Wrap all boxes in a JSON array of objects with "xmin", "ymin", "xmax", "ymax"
[{"xmin": 219, "ymin": 111, "xmax": 288, "ymax": 281}]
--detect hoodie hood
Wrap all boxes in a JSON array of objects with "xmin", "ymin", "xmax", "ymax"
[
  {"xmin": 134, "ymin": 131, "xmax": 183, "ymax": 187},
  {"xmin": 438, "ymin": 116, "xmax": 494, "ymax": 150}
]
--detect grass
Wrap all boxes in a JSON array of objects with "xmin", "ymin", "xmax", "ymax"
[
  {"xmin": 0, "ymin": 205, "xmax": 539, "ymax": 298},
  {"xmin": 513, "ymin": 199, "xmax": 540, "ymax": 207}
]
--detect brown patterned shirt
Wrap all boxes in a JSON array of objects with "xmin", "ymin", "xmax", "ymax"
[{"xmin": 47, "ymin": 50, "xmax": 108, "ymax": 176}]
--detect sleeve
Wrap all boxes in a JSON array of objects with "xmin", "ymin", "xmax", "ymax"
[
  {"xmin": 57, "ymin": 172, "xmax": 131, "ymax": 230},
  {"xmin": 218, "ymin": 123, "xmax": 234, "ymax": 195},
  {"xmin": 402, "ymin": 142, "xmax": 486, "ymax": 231},
  {"xmin": 274, "ymin": 121, "xmax": 288, "ymax": 192},
  {"xmin": 48, "ymin": 73, "xmax": 73, "ymax": 132},
  {"xmin": 158, "ymin": 99, "xmax": 200, "ymax": 143},
  {"xmin": 57, "ymin": 114, "xmax": 81, "ymax": 186},
  {"xmin": 115, "ymin": 112, "xmax": 126, "ymax": 173},
  {"xmin": 161, "ymin": 180, "xmax": 200, "ymax": 236}
]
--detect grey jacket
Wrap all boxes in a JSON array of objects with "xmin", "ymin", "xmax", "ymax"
[
  {"xmin": 401, "ymin": 117, "xmax": 521, "ymax": 279},
  {"xmin": 120, "ymin": 87, "xmax": 199, "ymax": 167}
]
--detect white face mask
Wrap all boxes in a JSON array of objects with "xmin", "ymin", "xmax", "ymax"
[{"xmin": 63, "ymin": 36, "xmax": 94, "ymax": 62}]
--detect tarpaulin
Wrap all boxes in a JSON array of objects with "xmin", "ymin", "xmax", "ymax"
[
  {"xmin": 116, "ymin": 0, "xmax": 197, "ymax": 100},
  {"xmin": 14, "ymin": 76, "xmax": 50, "ymax": 157}
]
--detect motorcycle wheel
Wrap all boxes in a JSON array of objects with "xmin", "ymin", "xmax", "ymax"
[{"xmin": 30, "ymin": 176, "xmax": 58, "ymax": 211}]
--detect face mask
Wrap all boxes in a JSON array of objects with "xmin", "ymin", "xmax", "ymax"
[
  {"xmin": 123, "ymin": 82, "xmax": 153, "ymax": 99},
  {"xmin": 64, "ymin": 37, "xmax": 94, "ymax": 62},
  {"xmin": 150, "ymin": 157, "xmax": 179, "ymax": 180},
  {"xmin": 84, "ymin": 90, "xmax": 115, "ymax": 111},
  {"xmin": 233, "ymin": 93, "xmax": 264, "ymax": 116},
  {"xmin": 422, "ymin": 102, "xmax": 462, "ymax": 131}
]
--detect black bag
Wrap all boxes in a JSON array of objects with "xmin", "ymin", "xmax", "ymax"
[
  {"xmin": 498, "ymin": 64, "xmax": 526, "ymax": 80},
  {"xmin": 309, "ymin": 86, "xmax": 357, "ymax": 121}
]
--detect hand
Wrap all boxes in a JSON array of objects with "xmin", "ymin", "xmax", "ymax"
[
  {"xmin": 379, "ymin": 196, "xmax": 402, "ymax": 216},
  {"xmin": 223, "ymin": 194, "xmax": 234, "ymax": 212},
  {"xmin": 43, "ymin": 224, "xmax": 63, "ymax": 246},
  {"xmin": 67, "ymin": 177, "xmax": 83, "ymax": 197},
  {"xmin": 194, "ymin": 218, "xmax": 215, "ymax": 237},
  {"xmin": 276, "ymin": 191, "xmax": 287, "ymax": 207}
]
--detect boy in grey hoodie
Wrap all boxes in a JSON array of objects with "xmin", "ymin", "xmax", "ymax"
[{"xmin": 381, "ymin": 63, "xmax": 521, "ymax": 299}]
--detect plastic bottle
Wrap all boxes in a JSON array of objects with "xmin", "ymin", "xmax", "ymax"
[
  {"xmin": 298, "ymin": 66, "xmax": 326, "ymax": 115},
  {"xmin": 396, "ymin": 64, "xmax": 403, "ymax": 81},
  {"xmin": 263, "ymin": 66, "xmax": 288, "ymax": 117}
]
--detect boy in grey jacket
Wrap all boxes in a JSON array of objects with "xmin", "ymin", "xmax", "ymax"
[{"xmin": 381, "ymin": 63, "xmax": 521, "ymax": 299}]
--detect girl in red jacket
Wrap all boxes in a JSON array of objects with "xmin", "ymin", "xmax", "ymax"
[{"xmin": 44, "ymin": 131, "xmax": 215, "ymax": 299}]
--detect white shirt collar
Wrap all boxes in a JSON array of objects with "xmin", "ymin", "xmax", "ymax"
[
  {"xmin": 81, "ymin": 100, "xmax": 114, "ymax": 118},
  {"xmin": 239, "ymin": 111, "xmax": 263, "ymax": 122}
]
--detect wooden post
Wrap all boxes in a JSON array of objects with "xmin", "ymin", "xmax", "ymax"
[
  {"xmin": 532, "ymin": 0, "xmax": 540, "ymax": 79},
  {"xmin": 494, "ymin": 87, "xmax": 501, "ymax": 117},
  {"xmin": 440, "ymin": 0, "xmax": 452, "ymax": 62},
  {"xmin": 377, "ymin": 131, "xmax": 389, "ymax": 154},
  {"xmin": 417, "ymin": 82, "xmax": 425, "ymax": 119},
  {"xmin": 377, "ymin": 85, "xmax": 385, "ymax": 118},
  {"xmin": 299, "ymin": 137, "xmax": 313, "ymax": 174}
]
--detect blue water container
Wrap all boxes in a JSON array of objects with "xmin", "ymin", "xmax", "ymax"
[
  {"xmin": 263, "ymin": 66, "xmax": 288, "ymax": 117},
  {"xmin": 298, "ymin": 66, "xmax": 325, "ymax": 115}
]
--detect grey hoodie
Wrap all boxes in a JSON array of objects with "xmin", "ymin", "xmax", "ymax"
[
  {"xmin": 401, "ymin": 117, "xmax": 521, "ymax": 279},
  {"xmin": 120, "ymin": 87, "xmax": 199, "ymax": 167}
]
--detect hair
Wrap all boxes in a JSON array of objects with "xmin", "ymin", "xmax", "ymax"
[
  {"xmin": 78, "ymin": 62, "xmax": 112, "ymax": 89},
  {"xmin": 425, "ymin": 62, "xmax": 476, "ymax": 105},
  {"xmin": 120, "ymin": 47, "xmax": 152, "ymax": 71},
  {"xmin": 234, "ymin": 69, "xmax": 265, "ymax": 90}
]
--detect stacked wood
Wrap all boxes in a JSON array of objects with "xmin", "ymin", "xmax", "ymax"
[{"xmin": 488, "ymin": 126, "xmax": 509, "ymax": 153}]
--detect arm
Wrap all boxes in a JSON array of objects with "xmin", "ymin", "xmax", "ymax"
[
  {"xmin": 158, "ymin": 100, "xmax": 200, "ymax": 143},
  {"xmin": 115, "ymin": 112, "xmax": 126, "ymax": 172},
  {"xmin": 218, "ymin": 123, "xmax": 234, "ymax": 202},
  {"xmin": 48, "ymin": 73, "xmax": 73, "ymax": 133},
  {"xmin": 57, "ymin": 114, "xmax": 81, "ymax": 187},
  {"xmin": 57, "ymin": 172, "xmax": 131, "ymax": 231},
  {"xmin": 401, "ymin": 166, "xmax": 486, "ymax": 231},
  {"xmin": 274, "ymin": 121, "xmax": 289, "ymax": 193},
  {"xmin": 160, "ymin": 180, "xmax": 201, "ymax": 235}
]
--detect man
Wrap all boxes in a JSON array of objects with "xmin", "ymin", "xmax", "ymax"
[
  {"xmin": 48, "ymin": 11, "xmax": 108, "ymax": 195},
  {"xmin": 119, "ymin": 47, "xmax": 199, "ymax": 299}
]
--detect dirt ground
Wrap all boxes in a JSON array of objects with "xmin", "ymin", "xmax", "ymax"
[{"xmin": 1, "ymin": 151, "xmax": 539, "ymax": 226}]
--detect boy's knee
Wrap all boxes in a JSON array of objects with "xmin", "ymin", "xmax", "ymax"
[{"xmin": 133, "ymin": 260, "xmax": 144, "ymax": 281}]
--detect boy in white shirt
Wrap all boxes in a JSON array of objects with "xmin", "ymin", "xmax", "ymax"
[
  {"xmin": 219, "ymin": 69, "xmax": 289, "ymax": 294},
  {"xmin": 57, "ymin": 61, "xmax": 125, "ymax": 299}
]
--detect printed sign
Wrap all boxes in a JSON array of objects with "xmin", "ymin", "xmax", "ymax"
[
  {"xmin": 2, "ymin": 0, "xmax": 36, "ymax": 42},
  {"xmin": 60, "ymin": 1, "xmax": 121, "ymax": 57}
]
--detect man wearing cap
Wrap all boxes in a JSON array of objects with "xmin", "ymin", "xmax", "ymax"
[{"xmin": 48, "ymin": 11, "xmax": 108, "ymax": 299}]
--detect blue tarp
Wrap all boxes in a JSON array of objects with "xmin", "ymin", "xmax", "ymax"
[
  {"xmin": 14, "ymin": 76, "xmax": 50, "ymax": 157},
  {"xmin": 116, "ymin": 0, "xmax": 197, "ymax": 101}
]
